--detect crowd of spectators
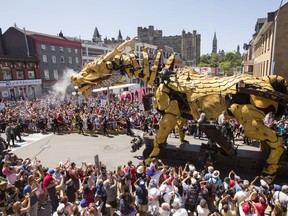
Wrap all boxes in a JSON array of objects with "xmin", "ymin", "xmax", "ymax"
[
  {"xmin": 0, "ymin": 92, "xmax": 161, "ymax": 147},
  {"xmin": 1, "ymin": 150, "xmax": 288, "ymax": 216},
  {"xmin": 1, "ymin": 93, "xmax": 288, "ymax": 216}
]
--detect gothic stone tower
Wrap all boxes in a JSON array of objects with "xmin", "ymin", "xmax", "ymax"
[{"xmin": 212, "ymin": 32, "xmax": 217, "ymax": 54}]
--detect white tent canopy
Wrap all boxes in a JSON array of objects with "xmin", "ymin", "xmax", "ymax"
[{"xmin": 92, "ymin": 83, "xmax": 137, "ymax": 93}]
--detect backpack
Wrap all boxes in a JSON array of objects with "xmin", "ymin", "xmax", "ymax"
[
  {"xmin": 120, "ymin": 198, "xmax": 133, "ymax": 215},
  {"xmin": 209, "ymin": 178, "xmax": 222, "ymax": 193},
  {"xmin": 186, "ymin": 184, "xmax": 198, "ymax": 206}
]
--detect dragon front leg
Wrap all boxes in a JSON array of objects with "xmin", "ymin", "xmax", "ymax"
[
  {"xmin": 145, "ymin": 112, "xmax": 178, "ymax": 164},
  {"xmin": 229, "ymin": 104, "xmax": 284, "ymax": 176},
  {"xmin": 145, "ymin": 88, "xmax": 181, "ymax": 164}
]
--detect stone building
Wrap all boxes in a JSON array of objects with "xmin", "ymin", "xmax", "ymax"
[
  {"xmin": 137, "ymin": 25, "xmax": 201, "ymax": 66},
  {"xmin": 243, "ymin": 3, "xmax": 288, "ymax": 80},
  {"xmin": 104, "ymin": 29, "xmax": 125, "ymax": 47}
]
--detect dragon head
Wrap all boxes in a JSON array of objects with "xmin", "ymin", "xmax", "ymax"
[{"xmin": 71, "ymin": 37, "xmax": 138, "ymax": 95}]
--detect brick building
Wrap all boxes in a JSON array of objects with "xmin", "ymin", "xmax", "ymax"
[
  {"xmin": 0, "ymin": 28, "xmax": 41, "ymax": 99},
  {"xmin": 0, "ymin": 27, "xmax": 82, "ymax": 97}
]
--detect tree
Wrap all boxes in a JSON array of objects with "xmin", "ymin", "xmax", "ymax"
[
  {"xmin": 219, "ymin": 61, "xmax": 231, "ymax": 74},
  {"xmin": 198, "ymin": 52, "xmax": 242, "ymax": 75},
  {"xmin": 210, "ymin": 53, "xmax": 221, "ymax": 67}
]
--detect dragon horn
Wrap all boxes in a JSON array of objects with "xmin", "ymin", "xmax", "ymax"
[
  {"xmin": 103, "ymin": 36, "xmax": 138, "ymax": 62},
  {"xmin": 165, "ymin": 52, "xmax": 176, "ymax": 70}
]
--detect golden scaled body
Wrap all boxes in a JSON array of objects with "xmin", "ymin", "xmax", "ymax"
[{"xmin": 71, "ymin": 37, "xmax": 286, "ymax": 176}]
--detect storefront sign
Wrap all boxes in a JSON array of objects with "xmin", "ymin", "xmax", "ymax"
[{"xmin": 0, "ymin": 79, "xmax": 42, "ymax": 87}]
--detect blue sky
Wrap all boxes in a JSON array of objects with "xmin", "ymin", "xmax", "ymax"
[{"xmin": 0, "ymin": 0, "xmax": 286, "ymax": 55}]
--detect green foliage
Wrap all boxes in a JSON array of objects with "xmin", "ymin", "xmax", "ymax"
[
  {"xmin": 198, "ymin": 52, "xmax": 242, "ymax": 75},
  {"xmin": 219, "ymin": 61, "xmax": 231, "ymax": 73}
]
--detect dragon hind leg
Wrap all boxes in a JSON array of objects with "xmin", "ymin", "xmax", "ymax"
[
  {"xmin": 262, "ymin": 138, "xmax": 284, "ymax": 175},
  {"xmin": 175, "ymin": 117, "xmax": 188, "ymax": 143},
  {"xmin": 229, "ymin": 104, "xmax": 284, "ymax": 175}
]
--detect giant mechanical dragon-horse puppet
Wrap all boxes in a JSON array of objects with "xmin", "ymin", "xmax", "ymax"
[{"xmin": 71, "ymin": 37, "xmax": 288, "ymax": 176}]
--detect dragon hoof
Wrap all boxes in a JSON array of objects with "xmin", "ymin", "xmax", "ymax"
[
  {"xmin": 181, "ymin": 139, "xmax": 189, "ymax": 144},
  {"xmin": 149, "ymin": 147, "xmax": 160, "ymax": 158},
  {"xmin": 144, "ymin": 158, "xmax": 152, "ymax": 164},
  {"xmin": 262, "ymin": 164, "xmax": 279, "ymax": 176}
]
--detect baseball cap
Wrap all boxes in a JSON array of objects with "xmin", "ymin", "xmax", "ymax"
[
  {"xmin": 80, "ymin": 198, "xmax": 86, "ymax": 207},
  {"xmin": 23, "ymin": 185, "xmax": 32, "ymax": 194},
  {"xmin": 242, "ymin": 203, "xmax": 250, "ymax": 214},
  {"xmin": 48, "ymin": 169, "xmax": 55, "ymax": 175},
  {"xmin": 230, "ymin": 180, "xmax": 236, "ymax": 187},
  {"xmin": 282, "ymin": 185, "xmax": 288, "ymax": 193},
  {"xmin": 139, "ymin": 180, "xmax": 145, "ymax": 186}
]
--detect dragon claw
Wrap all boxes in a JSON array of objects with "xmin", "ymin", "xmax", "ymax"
[
  {"xmin": 144, "ymin": 147, "xmax": 160, "ymax": 164},
  {"xmin": 262, "ymin": 164, "xmax": 279, "ymax": 177},
  {"xmin": 181, "ymin": 139, "xmax": 189, "ymax": 144}
]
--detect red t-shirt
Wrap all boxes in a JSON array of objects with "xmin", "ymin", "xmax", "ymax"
[
  {"xmin": 57, "ymin": 115, "xmax": 63, "ymax": 123},
  {"xmin": 254, "ymin": 201, "xmax": 268, "ymax": 216},
  {"xmin": 43, "ymin": 174, "xmax": 54, "ymax": 188},
  {"xmin": 124, "ymin": 166, "xmax": 137, "ymax": 183}
]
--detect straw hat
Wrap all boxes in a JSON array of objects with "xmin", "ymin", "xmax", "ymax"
[
  {"xmin": 137, "ymin": 165, "xmax": 144, "ymax": 174},
  {"xmin": 212, "ymin": 170, "xmax": 220, "ymax": 178}
]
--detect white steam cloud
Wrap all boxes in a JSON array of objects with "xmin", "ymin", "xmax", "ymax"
[{"xmin": 48, "ymin": 68, "xmax": 78, "ymax": 99}]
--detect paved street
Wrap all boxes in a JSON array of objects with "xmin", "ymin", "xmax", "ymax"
[
  {"xmin": 4, "ymin": 130, "xmax": 287, "ymax": 184},
  {"xmin": 8, "ymin": 130, "xmax": 146, "ymax": 171}
]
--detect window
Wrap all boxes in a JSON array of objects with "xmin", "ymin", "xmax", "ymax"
[
  {"xmin": 51, "ymin": 46, "xmax": 55, "ymax": 51},
  {"xmin": 75, "ymin": 49, "xmax": 78, "ymax": 54},
  {"xmin": 2, "ymin": 67, "xmax": 12, "ymax": 80},
  {"xmin": 60, "ymin": 47, "xmax": 64, "ymax": 52},
  {"xmin": 75, "ymin": 57, "xmax": 79, "ymax": 64},
  {"xmin": 61, "ymin": 56, "xmax": 65, "ymax": 63},
  {"xmin": 44, "ymin": 70, "xmax": 50, "ymax": 80},
  {"xmin": 52, "ymin": 55, "xmax": 57, "ymax": 63},
  {"xmin": 28, "ymin": 70, "xmax": 36, "ymax": 79},
  {"xmin": 68, "ymin": 48, "xmax": 71, "ymax": 53},
  {"xmin": 16, "ymin": 70, "xmax": 24, "ymax": 79},
  {"xmin": 42, "ymin": 55, "xmax": 47, "ymax": 63},
  {"xmin": 41, "ymin": 44, "xmax": 46, "ymax": 50},
  {"xmin": 268, "ymin": 29, "xmax": 271, "ymax": 50},
  {"xmin": 68, "ymin": 57, "xmax": 72, "ymax": 64},
  {"xmin": 53, "ymin": 70, "xmax": 59, "ymax": 80}
]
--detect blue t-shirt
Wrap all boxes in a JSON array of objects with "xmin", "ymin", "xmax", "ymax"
[{"xmin": 135, "ymin": 186, "xmax": 148, "ymax": 205}]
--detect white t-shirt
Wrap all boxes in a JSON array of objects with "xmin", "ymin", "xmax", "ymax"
[
  {"xmin": 196, "ymin": 205, "xmax": 210, "ymax": 216},
  {"xmin": 172, "ymin": 208, "xmax": 188, "ymax": 216},
  {"xmin": 150, "ymin": 169, "xmax": 163, "ymax": 185},
  {"xmin": 234, "ymin": 190, "xmax": 250, "ymax": 206}
]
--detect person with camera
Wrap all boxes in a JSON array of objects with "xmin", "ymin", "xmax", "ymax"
[
  {"xmin": 218, "ymin": 193, "xmax": 237, "ymax": 216},
  {"xmin": 12, "ymin": 193, "xmax": 31, "ymax": 216},
  {"xmin": 0, "ymin": 180, "xmax": 8, "ymax": 216},
  {"xmin": 134, "ymin": 178, "xmax": 148, "ymax": 216},
  {"xmin": 119, "ymin": 184, "xmax": 137, "ymax": 216},
  {"xmin": 2, "ymin": 160, "xmax": 17, "ymax": 185},
  {"xmin": 239, "ymin": 199, "xmax": 259, "ymax": 216},
  {"xmin": 95, "ymin": 178, "xmax": 107, "ymax": 215},
  {"xmin": 103, "ymin": 171, "xmax": 118, "ymax": 216}
]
